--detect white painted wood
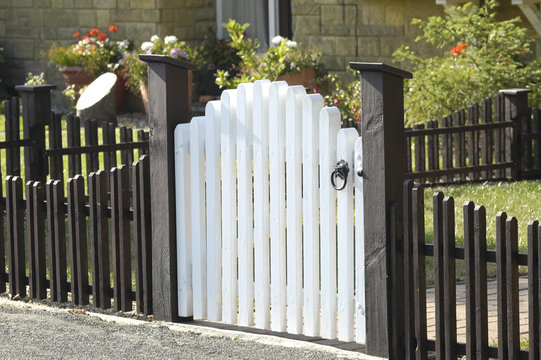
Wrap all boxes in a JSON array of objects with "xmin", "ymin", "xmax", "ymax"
[
  {"xmin": 319, "ymin": 107, "xmax": 341, "ymax": 339},
  {"xmin": 175, "ymin": 123, "xmax": 193, "ymax": 318},
  {"xmin": 253, "ymin": 80, "xmax": 272, "ymax": 330},
  {"xmin": 190, "ymin": 116, "xmax": 207, "ymax": 319},
  {"xmin": 354, "ymin": 137, "xmax": 366, "ymax": 344},
  {"xmin": 268, "ymin": 0, "xmax": 279, "ymax": 45},
  {"xmin": 336, "ymin": 128, "xmax": 358, "ymax": 342},
  {"xmin": 269, "ymin": 81, "xmax": 288, "ymax": 332},
  {"xmin": 518, "ymin": 3, "xmax": 541, "ymax": 37},
  {"xmin": 221, "ymin": 89, "xmax": 238, "ymax": 324},
  {"xmin": 302, "ymin": 94, "xmax": 323, "ymax": 337},
  {"xmin": 285, "ymin": 85, "xmax": 306, "ymax": 335},
  {"xmin": 237, "ymin": 83, "xmax": 255, "ymax": 326},
  {"xmin": 205, "ymin": 101, "xmax": 222, "ymax": 322}
]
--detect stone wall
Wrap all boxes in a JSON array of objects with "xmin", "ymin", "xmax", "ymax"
[
  {"xmin": 0, "ymin": 0, "xmax": 215, "ymax": 91},
  {"xmin": 292, "ymin": 0, "xmax": 539, "ymax": 75}
]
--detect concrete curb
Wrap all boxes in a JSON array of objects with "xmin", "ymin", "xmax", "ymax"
[{"xmin": 0, "ymin": 296, "xmax": 387, "ymax": 360}]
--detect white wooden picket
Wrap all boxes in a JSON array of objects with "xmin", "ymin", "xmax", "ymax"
[{"xmin": 174, "ymin": 80, "xmax": 366, "ymax": 344}]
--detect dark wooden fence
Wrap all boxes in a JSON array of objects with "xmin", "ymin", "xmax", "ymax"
[
  {"xmin": 402, "ymin": 179, "xmax": 539, "ymax": 359},
  {"xmin": 406, "ymin": 89, "xmax": 541, "ymax": 185},
  {"xmin": 2, "ymin": 87, "xmax": 149, "ymax": 184},
  {"xmin": 0, "ymin": 156, "xmax": 152, "ymax": 315}
]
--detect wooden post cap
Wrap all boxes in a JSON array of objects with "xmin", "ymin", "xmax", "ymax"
[
  {"xmin": 349, "ymin": 62, "xmax": 412, "ymax": 79},
  {"xmin": 15, "ymin": 84, "xmax": 57, "ymax": 92},
  {"xmin": 139, "ymin": 54, "xmax": 195, "ymax": 69}
]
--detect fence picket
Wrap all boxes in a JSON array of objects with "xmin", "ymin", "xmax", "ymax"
[
  {"xmin": 412, "ymin": 185, "xmax": 427, "ymax": 360},
  {"xmin": 190, "ymin": 116, "xmax": 207, "ymax": 320},
  {"xmin": 89, "ymin": 170, "xmax": 111, "ymax": 309},
  {"xmin": 405, "ymin": 127, "xmax": 412, "ymax": 174},
  {"xmin": 522, "ymin": 109, "xmax": 533, "ymax": 172},
  {"xmin": 496, "ymin": 211, "xmax": 508, "ymax": 359},
  {"xmin": 468, "ymin": 104, "xmax": 479, "ymax": 180},
  {"xmin": 174, "ymin": 123, "xmax": 193, "ymax": 318},
  {"xmin": 0, "ymin": 172, "xmax": 4, "ymax": 293},
  {"xmin": 337, "ymin": 128, "xmax": 358, "ymax": 342},
  {"xmin": 237, "ymin": 83, "xmax": 254, "ymax": 326},
  {"xmin": 528, "ymin": 220, "xmax": 539, "ymax": 359},
  {"xmin": 49, "ymin": 113, "xmax": 64, "ymax": 181},
  {"xmin": 302, "ymin": 93, "xmax": 323, "ymax": 337},
  {"xmin": 464, "ymin": 201, "xmax": 476, "ymax": 358},
  {"xmin": 116, "ymin": 166, "xmax": 132, "ymax": 311},
  {"xmin": 48, "ymin": 179, "xmax": 68, "ymax": 302},
  {"xmin": 441, "ymin": 116, "xmax": 450, "ymax": 182},
  {"xmin": 28, "ymin": 182, "xmax": 46, "ymax": 300},
  {"xmin": 413, "ymin": 124, "xmax": 425, "ymax": 183},
  {"xmin": 174, "ymin": 124, "xmax": 193, "ymax": 317},
  {"xmin": 432, "ymin": 192, "xmax": 445, "ymax": 357},
  {"xmin": 474, "ymin": 205, "xmax": 488, "ymax": 359},
  {"xmin": 481, "ymin": 98, "xmax": 493, "ymax": 180},
  {"xmin": 442, "ymin": 196, "xmax": 456, "ymax": 359},
  {"xmin": 269, "ymin": 82, "xmax": 288, "ymax": 332},
  {"xmin": 6, "ymin": 98, "xmax": 21, "ymax": 176},
  {"xmin": 403, "ymin": 180, "xmax": 415, "ymax": 359},
  {"xmin": 506, "ymin": 216, "xmax": 520, "ymax": 359},
  {"xmin": 533, "ymin": 109, "xmax": 541, "ymax": 169},
  {"xmin": 204, "ymin": 101, "xmax": 222, "ymax": 322},
  {"xmin": 133, "ymin": 156, "xmax": 152, "ymax": 315},
  {"xmin": 7, "ymin": 176, "xmax": 25, "ymax": 297},
  {"xmin": 84, "ymin": 119, "xmax": 99, "ymax": 175},
  {"xmin": 67, "ymin": 175, "xmax": 89, "ymax": 305},
  {"xmin": 221, "ymin": 89, "xmax": 238, "ymax": 324},
  {"xmin": 253, "ymin": 80, "xmax": 271, "ymax": 330},
  {"xmin": 319, "ymin": 107, "xmax": 341, "ymax": 339},
  {"xmin": 285, "ymin": 85, "xmax": 306, "ymax": 335},
  {"xmin": 354, "ymin": 137, "xmax": 365, "ymax": 344}
]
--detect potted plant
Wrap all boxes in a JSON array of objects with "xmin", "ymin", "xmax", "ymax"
[
  {"xmin": 123, "ymin": 34, "xmax": 194, "ymax": 114},
  {"xmin": 46, "ymin": 25, "xmax": 131, "ymax": 104},
  {"xmin": 215, "ymin": 20, "xmax": 322, "ymax": 90},
  {"xmin": 192, "ymin": 29, "xmax": 241, "ymax": 99}
]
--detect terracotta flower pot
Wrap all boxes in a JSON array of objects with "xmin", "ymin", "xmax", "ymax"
[
  {"xmin": 277, "ymin": 67, "xmax": 316, "ymax": 89},
  {"xmin": 59, "ymin": 66, "xmax": 94, "ymax": 92}
]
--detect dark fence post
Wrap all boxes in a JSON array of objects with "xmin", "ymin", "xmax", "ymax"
[
  {"xmin": 500, "ymin": 88, "xmax": 531, "ymax": 180},
  {"xmin": 350, "ymin": 62, "xmax": 411, "ymax": 358},
  {"xmin": 15, "ymin": 84, "xmax": 56, "ymax": 183},
  {"xmin": 139, "ymin": 54, "xmax": 194, "ymax": 322}
]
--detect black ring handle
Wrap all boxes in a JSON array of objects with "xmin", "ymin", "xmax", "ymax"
[{"xmin": 331, "ymin": 160, "xmax": 349, "ymax": 191}]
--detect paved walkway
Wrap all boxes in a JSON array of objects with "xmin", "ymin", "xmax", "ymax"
[{"xmin": 426, "ymin": 276, "xmax": 529, "ymax": 343}]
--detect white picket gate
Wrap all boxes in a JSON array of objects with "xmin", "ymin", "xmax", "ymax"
[{"xmin": 174, "ymin": 80, "xmax": 366, "ymax": 343}]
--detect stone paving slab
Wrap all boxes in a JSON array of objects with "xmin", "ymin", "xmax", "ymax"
[{"xmin": 426, "ymin": 276, "xmax": 529, "ymax": 343}]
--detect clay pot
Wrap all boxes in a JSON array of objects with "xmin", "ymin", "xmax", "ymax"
[
  {"xmin": 276, "ymin": 67, "xmax": 316, "ymax": 89},
  {"xmin": 59, "ymin": 66, "xmax": 94, "ymax": 93}
]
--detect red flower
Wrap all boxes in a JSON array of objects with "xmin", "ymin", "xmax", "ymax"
[
  {"xmin": 451, "ymin": 42, "xmax": 469, "ymax": 56},
  {"xmin": 333, "ymin": 99, "xmax": 339, "ymax": 106},
  {"xmin": 97, "ymin": 33, "xmax": 107, "ymax": 41},
  {"xmin": 73, "ymin": 32, "xmax": 80, "ymax": 38},
  {"xmin": 89, "ymin": 28, "xmax": 100, "ymax": 36},
  {"xmin": 109, "ymin": 25, "xmax": 119, "ymax": 32}
]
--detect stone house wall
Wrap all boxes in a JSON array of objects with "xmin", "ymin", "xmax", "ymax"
[
  {"xmin": 0, "ymin": 0, "xmax": 215, "ymax": 90},
  {"xmin": 0, "ymin": 0, "xmax": 538, "ymax": 95}
]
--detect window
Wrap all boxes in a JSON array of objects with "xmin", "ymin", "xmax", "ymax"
[{"xmin": 216, "ymin": 0, "xmax": 291, "ymax": 46}]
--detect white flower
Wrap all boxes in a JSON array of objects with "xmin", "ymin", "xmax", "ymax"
[
  {"xmin": 286, "ymin": 40, "xmax": 297, "ymax": 48},
  {"xmin": 271, "ymin": 35, "xmax": 284, "ymax": 45},
  {"xmin": 164, "ymin": 35, "xmax": 178, "ymax": 44},
  {"xmin": 141, "ymin": 41, "xmax": 153, "ymax": 51},
  {"xmin": 117, "ymin": 40, "xmax": 130, "ymax": 50},
  {"xmin": 150, "ymin": 34, "xmax": 159, "ymax": 42}
]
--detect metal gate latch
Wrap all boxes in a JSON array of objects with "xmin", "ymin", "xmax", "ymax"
[{"xmin": 331, "ymin": 160, "xmax": 350, "ymax": 191}]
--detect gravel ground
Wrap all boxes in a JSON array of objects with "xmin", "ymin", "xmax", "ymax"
[{"xmin": 0, "ymin": 296, "xmax": 384, "ymax": 360}]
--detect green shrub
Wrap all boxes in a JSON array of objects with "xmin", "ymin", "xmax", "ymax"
[{"xmin": 393, "ymin": 0, "xmax": 541, "ymax": 126}]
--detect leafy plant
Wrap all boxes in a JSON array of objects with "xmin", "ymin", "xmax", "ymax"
[
  {"xmin": 46, "ymin": 25, "xmax": 132, "ymax": 77},
  {"xmin": 319, "ymin": 67, "xmax": 361, "ymax": 125},
  {"xmin": 216, "ymin": 19, "xmax": 322, "ymax": 89},
  {"xmin": 393, "ymin": 0, "xmax": 541, "ymax": 125},
  {"xmin": 24, "ymin": 72, "xmax": 47, "ymax": 85},
  {"xmin": 122, "ymin": 34, "xmax": 194, "ymax": 93}
]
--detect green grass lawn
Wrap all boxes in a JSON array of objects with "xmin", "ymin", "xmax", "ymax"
[{"xmin": 424, "ymin": 180, "xmax": 541, "ymax": 252}]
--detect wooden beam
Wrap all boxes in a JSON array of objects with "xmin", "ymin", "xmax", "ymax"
[{"xmin": 518, "ymin": 3, "xmax": 541, "ymax": 37}]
